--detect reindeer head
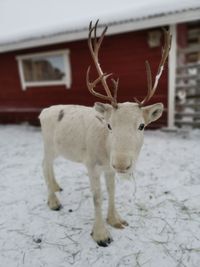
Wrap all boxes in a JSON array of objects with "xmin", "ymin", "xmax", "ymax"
[{"xmin": 87, "ymin": 21, "xmax": 171, "ymax": 173}]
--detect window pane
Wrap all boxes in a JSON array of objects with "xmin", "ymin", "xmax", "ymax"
[{"xmin": 22, "ymin": 54, "xmax": 66, "ymax": 82}]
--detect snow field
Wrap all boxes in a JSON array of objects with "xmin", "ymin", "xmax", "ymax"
[{"xmin": 0, "ymin": 125, "xmax": 200, "ymax": 267}]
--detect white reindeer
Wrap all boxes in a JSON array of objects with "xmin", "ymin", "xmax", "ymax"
[{"xmin": 39, "ymin": 21, "xmax": 171, "ymax": 247}]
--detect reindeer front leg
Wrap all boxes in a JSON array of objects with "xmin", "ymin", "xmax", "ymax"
[
  {"xmin": 88, "ymin": 167, "xmax": 112, "ymax": 247},
  {"xmin": 105, "ymin": 171, "xmax": 128, "ymax": 228}
]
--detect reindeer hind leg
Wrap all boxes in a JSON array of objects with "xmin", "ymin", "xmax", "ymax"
[{"xmin": 42, "ymin": 152, "xmax": 62, "ymax": 211}]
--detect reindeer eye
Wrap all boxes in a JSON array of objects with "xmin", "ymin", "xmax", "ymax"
[
  {"xmin": 138, "ymin": 123, "xmax": 145, "ymax": 131},
  {"xmin": 107, "ymin": 123, "xmax": 112, "ymax": 130}
]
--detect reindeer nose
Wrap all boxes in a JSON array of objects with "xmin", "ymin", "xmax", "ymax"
[{"xmin": 112, "ymin": 162, "xmax": 132, "ymax": 173}]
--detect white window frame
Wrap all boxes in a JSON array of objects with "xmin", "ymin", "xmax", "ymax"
[{"xmin": 16, "ymin": 49, "xmax": 71, "ymax": 91}]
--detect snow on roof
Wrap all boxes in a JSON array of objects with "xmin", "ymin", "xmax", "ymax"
[{"xmin": 0, "ymin": 0, "xmax": 200, "ymax": 52}]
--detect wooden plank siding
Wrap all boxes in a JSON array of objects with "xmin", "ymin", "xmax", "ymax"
[{"xmin": 0, "ymin": 29, "xmax": 168, "ymax": 127}]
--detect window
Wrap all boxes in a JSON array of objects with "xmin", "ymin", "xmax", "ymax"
[{"xmin": 16, "ymin": 49, "xmax": 71, "ymax": 90}]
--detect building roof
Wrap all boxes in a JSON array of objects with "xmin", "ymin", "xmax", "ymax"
[{"xmin": 0, "ymin": 0, "xmax": 200, "ymax": 53}]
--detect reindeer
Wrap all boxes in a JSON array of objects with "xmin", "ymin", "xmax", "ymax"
[{"xmin": 39, "ymin": 21, "xmax": 171, "ymax": 247}]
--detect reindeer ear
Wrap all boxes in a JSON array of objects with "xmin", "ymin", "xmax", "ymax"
[
  {"xmin": 142, "ymin": 103, "xmax": 164, "ymax": 125},
  {"xmin": 94, "ymin": 102, "xmax": 112, "ymax": 114}
]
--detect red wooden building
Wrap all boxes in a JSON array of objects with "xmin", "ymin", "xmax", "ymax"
[{"xmin": 0, "ymin": 1, "xmax": 200, "ymax": 128}]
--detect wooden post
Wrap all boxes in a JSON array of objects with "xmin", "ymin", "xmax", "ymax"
[{"xmin": 167, "ymin": 24, "xmax": 177, "ymax": 129}]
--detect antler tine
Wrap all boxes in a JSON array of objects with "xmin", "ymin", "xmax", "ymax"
[
  {"xmin": 156, "ymin": 28, "xmax": 172, "ymax": 75},
  {"xmin": 134, "ymin": 61, "xmax": 152, "ymax": 105},
  {"xmin": 96, "ymin": 25, "xmax": 108, "ymax": 54},
  {"xmin": 135, "ymin": 28, "xmax": 172, "ymax": 107},
  {"xmin": 92, "ymin": 20, "xmax": 98, "ymax": 51},
  {"xmin": 111, "ymin": 78, "xmax": 119, "ymax": 106},
  {"xmin": 145, "ymin": 60, "xmax": 153, "ymax": 99},
  {"xmin": 86, "ymin": 20, "xmax": 119, "ymax": 108},
  {"xmin": 86, "ymin": 66, "xmax": 113, "ymax": 101}
]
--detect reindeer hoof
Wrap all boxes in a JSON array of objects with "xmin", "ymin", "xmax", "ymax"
[
  {"xmin": 113, "ymin": 223, "xmax": 125, "ymax": 229},
  {"xmin": 53, "ymin": 204, "xmax": 63, "ymax": 211},
  {"xmin": 97, "ymin": 237, "xmax": 113, "ymax": 247},
  {"xmin": 91, "ymin": 231, "xmax": 113, "ymax": 247},
  {"xmin": 48, "ymin": 195, "xmax": 62, "ymax": 211},
  {"xmin": 49, "ymin": 203, "xmax": 63, "ymax": 211},
  {"xmin": 97, "ymin": 241, "xmax": 108, "ymax": 247},
  {"xmin": 122, "ymin": 220, "xmax": 129, "ymax": 226},
  {"xmin": 107, "ymin": 217, "xmax": 129, "ymax": 229}
]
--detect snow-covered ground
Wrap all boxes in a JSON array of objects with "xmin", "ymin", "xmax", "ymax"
[{"xmin": 0, "ymin": 124, "xmax": 200, "ymax": 267}]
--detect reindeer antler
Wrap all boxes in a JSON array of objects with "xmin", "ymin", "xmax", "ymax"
[
  {"xmin": 134, "ymin": 28, "xmax": 172, "ymax": 107},
  {"xmin": 86, "ymin": 20, "xmax": 119, "ymax": 108}
]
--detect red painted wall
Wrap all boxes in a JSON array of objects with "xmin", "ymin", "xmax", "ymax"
[
  {"xmin": 177, "ymin": 23, "xmax": 188, "ymax": 48},
  {"xmin": 0, "ymin": 28, "xmax": 168, "ymax": 127}
]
